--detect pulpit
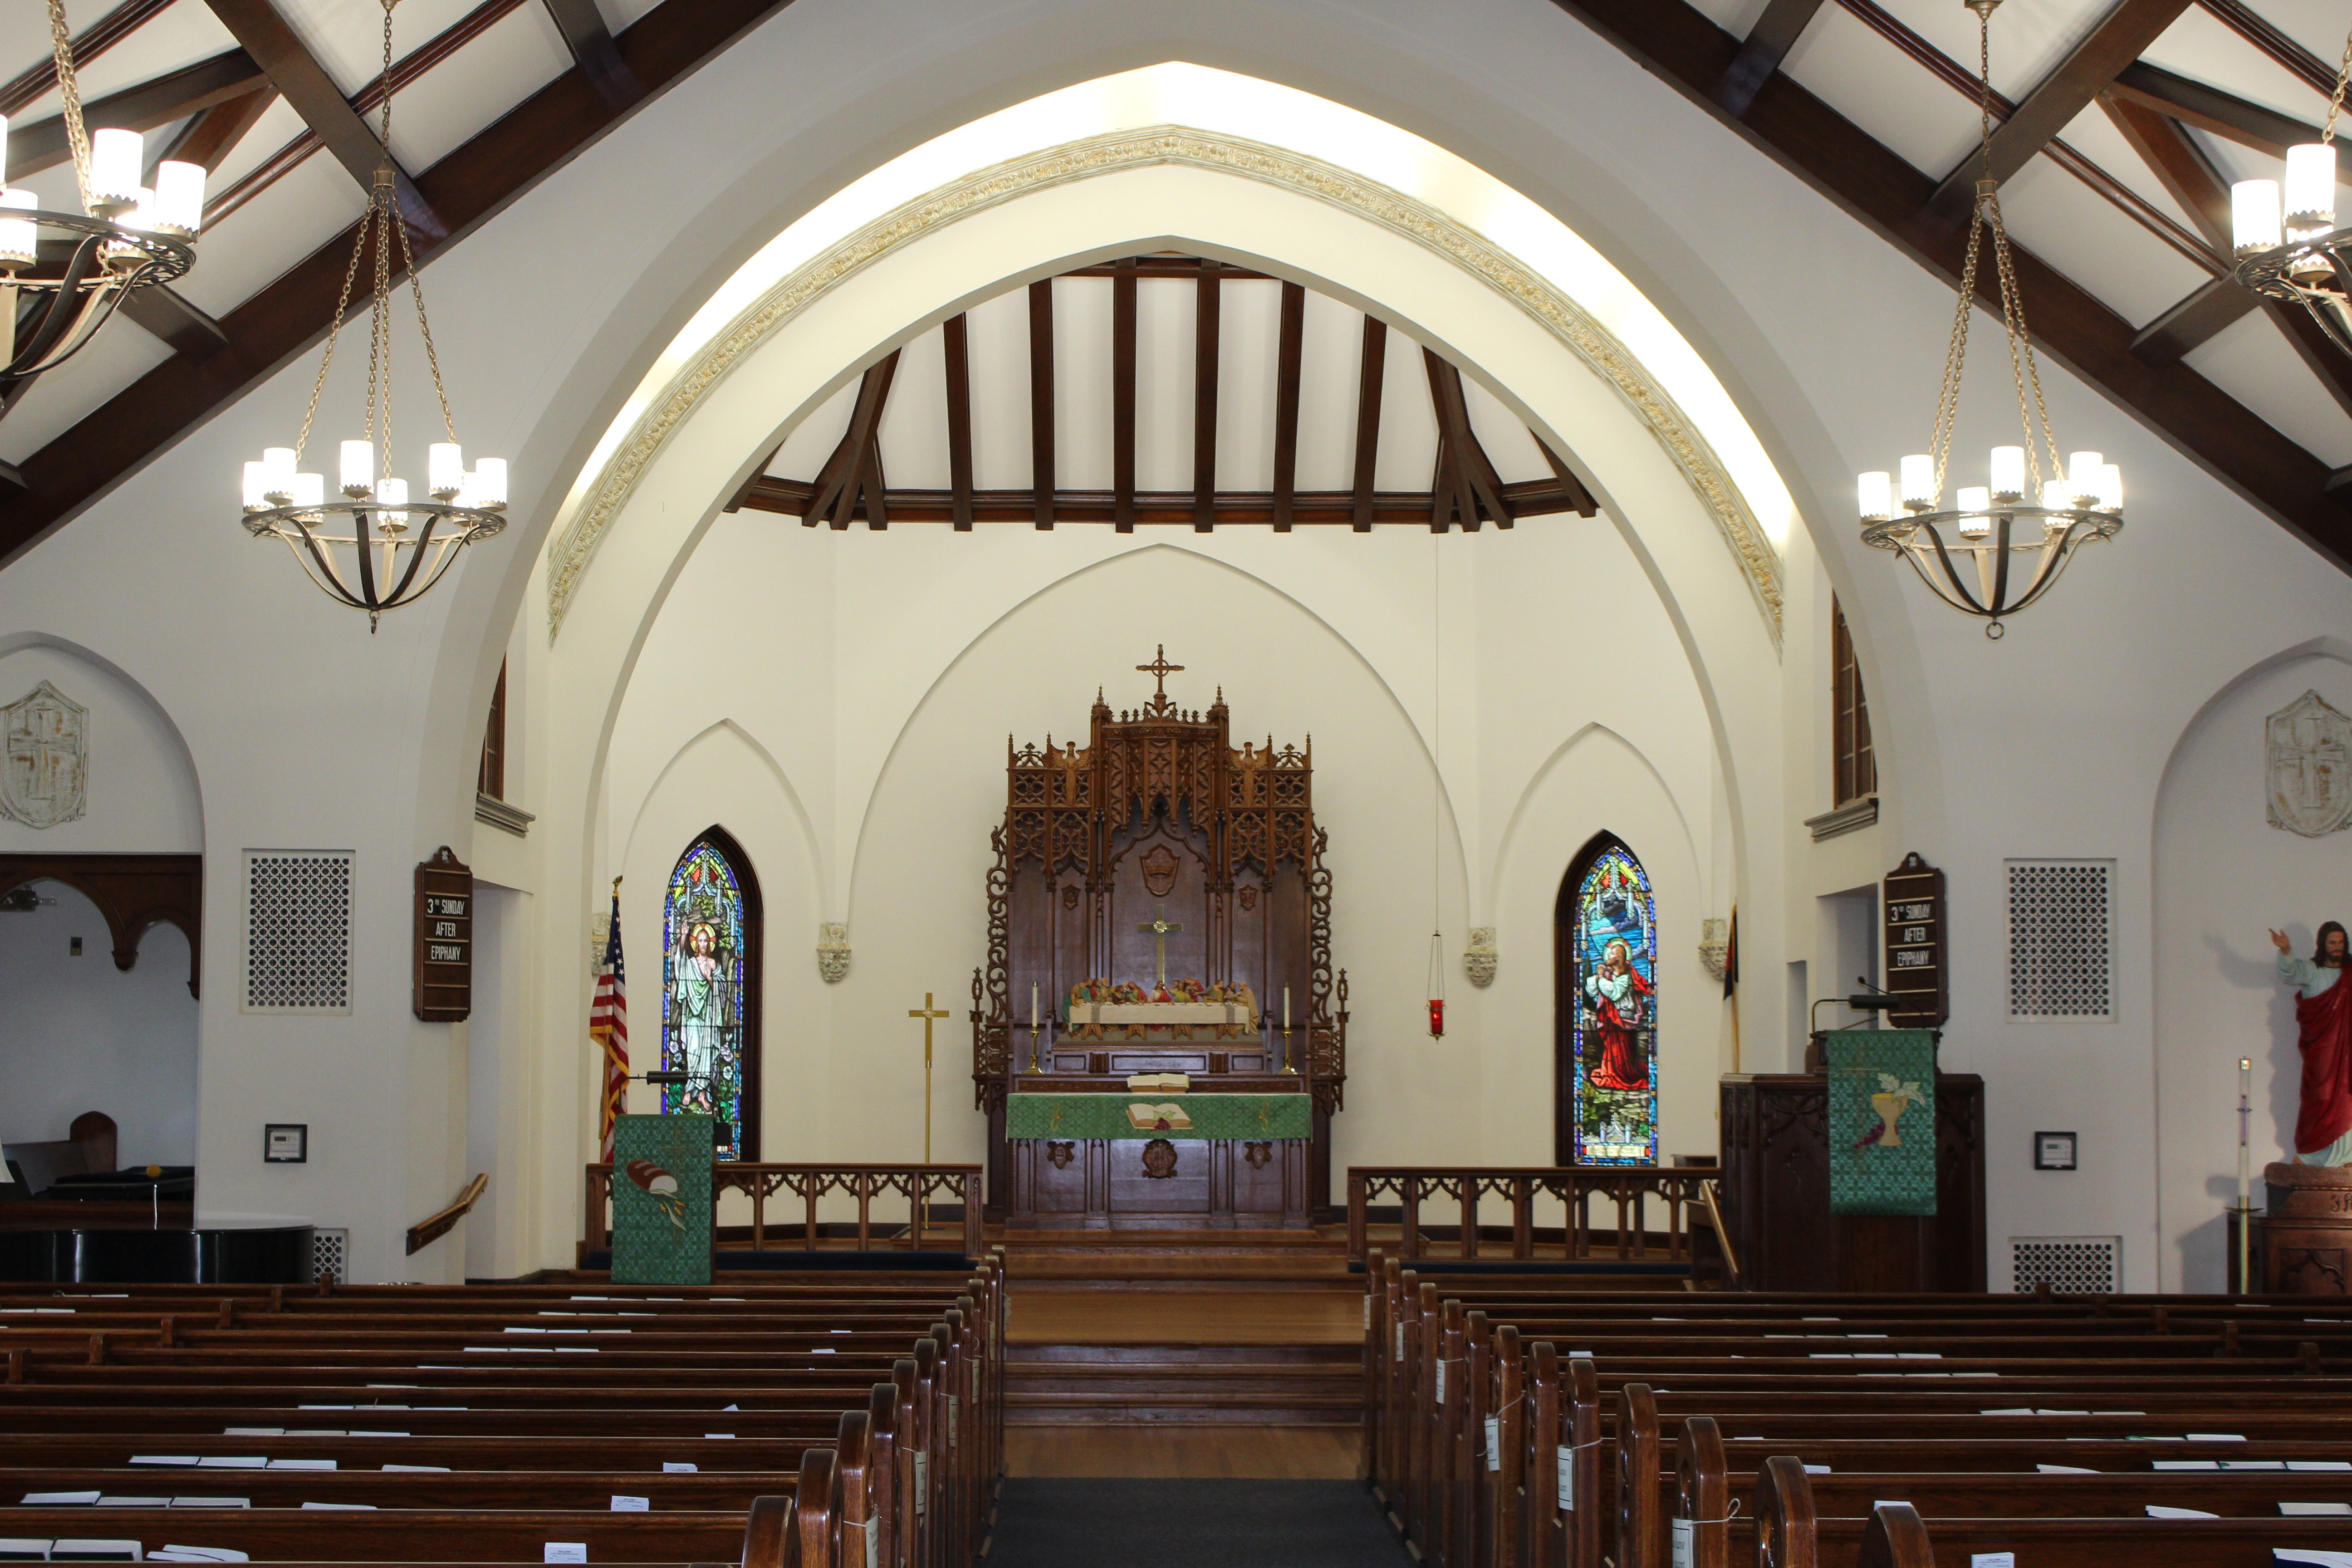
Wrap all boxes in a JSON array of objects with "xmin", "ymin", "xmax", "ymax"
[{"xmin": 969, "ymin": 652, "xmax": 1346, "ymax": 1227}]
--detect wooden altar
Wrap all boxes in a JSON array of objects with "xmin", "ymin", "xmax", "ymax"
[{"xmin": 969, "ymin": 651, "xmax": 1348, "ymax": 1226}]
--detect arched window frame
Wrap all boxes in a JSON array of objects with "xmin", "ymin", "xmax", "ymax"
[
  {"xmin": 660, "ymin": 826, "xmax": 764, "ymax": 1161},
  {"xmin": 1554, "ymin": 831, "xmax": 1659, "ymax": 1167}
]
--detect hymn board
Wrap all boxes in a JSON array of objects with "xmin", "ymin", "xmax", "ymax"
[{"xmin": 969, "ymin": 652, "xmax": 1348, "ymax": 1225}]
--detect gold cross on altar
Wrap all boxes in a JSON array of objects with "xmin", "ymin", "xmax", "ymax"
[
  {"xmin": 1137, "ymin": 645, "xmax": 1185, "ymax": 703},
  {"xmin": 1138, "ymin": 903, "xmax": 1182, "ymax": 987},
  {"xmin": 907, "ymin": 991, "xmax": 951, "ymax": 1162}
]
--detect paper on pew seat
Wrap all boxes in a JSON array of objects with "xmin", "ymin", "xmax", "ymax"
[
  {"xmin": 2037, "ymin": 1464, "xmax": 2098, "ymax": 1473},
  {"xmin": 93, "ymin": 1500, "xmax": 167, "ymax": 1510},
  {"xmin": 2188, "ymin": 1434, "xmax": 2249, "ymax": 1441},
  {"xmin": 1803, "ymin": 1465, "xmax": 1830, "ymax": 1475},
  {"xmin": 1970, "ymin": 1555, "xmax": 2014, "ymax": 1568},
  {"xmin": 2276, "ymin": 1550, "xmax": 2352, "ymax": 1567},
  {"xmin": 298, "ymin": 1503, "xmax": 373, "ymax": 1510},
  {"xmin": 24, "ymin": 1494, "xmax": 99, "ymax": 1506},
  {"xmin": 218, "ymin": 1431, "xmax": 279, "ymax": 1438},
  {"xmin": 0, "ymin": 1543, "xmax": 50, "ymax": 1561},
  {"xmin": 380, "ymin": 1466, "xmax": 446, "ymax": 1473},
  {"xmin": 608, "ymin": 1498, "xmax": 648, "ymax": 1512},
  {"xmin": 346, "ymin": 1431, "xmax": 407, "ymax": 1438},
  {"xmin": 48, "ymin": 1541, "xmax": 141, "ymax": 1560},
  {"xmin": 128, "ymin": 1460, "xmax": 196, "ymax": 1470},
  {"xmin": 2155, "ymin": 1460, "xmax": 2221, "ymax": 1470},
  {"xmin": 165, "ymin": 1502, "xmax": 243, "ymax": 1510},
  {"xmin": 191, "ymin": 1462, "xmax": 260, "ymax": 1472},
  {"xmin": 151, "ymin": 1549, "xmax": 248, "ymax": 1563},
  {"xmin": 660, "ymin": 1464, "xmax": 696, "ymax": 1474},
  {"xmin": 2146, "ymin": 1505, "xmax": 2220, "ymax": 1518},
  {"xmin": 2292, "ymin": 1461, "xmax": 2352, "ymax": 1471},
  {"xmin": 265, "ymin": 1461, "xmax": 332, "ymax": 1471},
  {"xmin": 2226, "ymin": 1460, "xmax": 2287, "ymax": 1470},
  {"xmin": 2282, "ymin": 1503, "xmax": 2352, "ymax": 1515},
  {"xmin": 542, "ymin": 1545, "xmax": 586, "ymax": 1563}
]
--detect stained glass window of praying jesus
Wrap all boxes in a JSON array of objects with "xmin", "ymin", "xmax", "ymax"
[
  {"xmin": 662, "ymin": 836, "xmax": 749, "ymax": 1160},
  {"xmin": 1566, "ymin": 838, "xmax": 1658, "ymax": 1166}
]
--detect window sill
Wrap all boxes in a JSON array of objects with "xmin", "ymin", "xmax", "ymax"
[
  {"xmin": 475, "ymin": 792, "xmax": 535, "ymax": 837},
  {"xmin": 1803, "ymin": 796, "xmax": 1877, "ymax": 842}
]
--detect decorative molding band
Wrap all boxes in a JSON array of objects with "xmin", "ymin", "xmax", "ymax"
[
  {"xmin": 545, "ymin": 128, "xmax": 1784, "ymax": 642},
  {"xmin": 475, "ymin": 793, "xmax": 536, "ymax": 837},
  {"xmin": 1803, "ymin": 795, "xmax": 1879, "ymax": 842}
]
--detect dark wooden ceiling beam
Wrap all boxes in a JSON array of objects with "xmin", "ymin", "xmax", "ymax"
[
  {"xmin": 156, "ymin": 81, "xmax": 280, "ymax": 174},
  {"xmin": 1547, "ymin": 0, "xmax": 2352, "ymax": 569},
  {"xmin": 1193, "ymin": 258, "xmax": 1221, "ymax": 533},
  {"xmin": 0, "ymin": 0, "xmax": 802, "ymax": 567},
  {"xmin": 1351, "ymin": 315, "xmax": 1387, "ymax": 534},
  {"xmin": 1112, "ymin": 261, "xmax": 1137, "ymax": 534},
  {"xmin": 735, "ymin": 478, "xmax": 1596, "ymax": 526},
  {"xmin": 1064, "ymin": 256, "xmax": 1274, "ymax": 281},
  {"xmin": 1028, "ymin": 279, "xmax": 1055, "ymax": 531},
  {"xmin": 0, "ymin": 0, "xmax": 176, "ymax": 119},
  {"xmin": 540, "ymin": 0, "xmax": 643, "ymax": 109},
  {"xmin": 1270, "ymin": 280, "xmax": 1304, "ymax": 533},
  {"xmin": 2109, "ymin": 61, "xmax": 2344, "ymax": 169},
  {"xmin": 201, "ymin": 0, "xmax": 443, "ymax": 241},
  {"xmin": 119, "ymin": 286, "xmax": 229, "ymax": 358},
  {"xmin": 2102, "ymin": 93, "xmax": 2352, "ymax": 417},
  {"xmin": 1537, "ymin": 441, "xmax": 1602, "ymax": 517},
  {"xmin": 5, "ymin": 51, "xmax": 267, "ymax": 179},
  {"xmin": 802, "ymin": 351, "xmax": 897, "ymax": 530},
  {"xmin": 942, "ymin": 312, "xmax": 974, "ymax": 532},
  {"xmin": 2129, "ymin": 273, "xmax": 2256, "ymax": 362},
  {"xmin": 1925, "ymin": 0, "xmax": 2193, "ymax": 222},
  {"xmin": 1716, "ymin": 0, "xmax": 1829, "ymax": 118},
  {"xmin": 1423, "ymin": 349, "xmax": 1515, "ymax": 531}
]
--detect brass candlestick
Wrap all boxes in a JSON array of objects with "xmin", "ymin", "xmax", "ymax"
[
  {"xmin": 1028, "ymin": 1024, "xmax": 1041, "ymax": 1076},
  {"xmin": 1282, "ymin": 1025, "xmax": 1298, "ymax": 1075}
]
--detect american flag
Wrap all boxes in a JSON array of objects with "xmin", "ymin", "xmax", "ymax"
[{"xmin": 592, "ymin": 888, "xmax": 627, "ymax": 1162}]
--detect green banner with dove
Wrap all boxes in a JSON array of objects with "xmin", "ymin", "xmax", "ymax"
[
  {"xmin": 1826, "ymin": 1029, "xmax": 1938, "ymax": 1216},
  {"xmin": 611, "ymin": 1112, "xmax": 714, "ymax": 1284}
]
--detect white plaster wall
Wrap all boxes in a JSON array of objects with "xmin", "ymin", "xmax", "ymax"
[
  {"xmin": 0, "ymin": 0, "xmax": 2336, "ymax": 1275},
  {"xmin": 0, "ymin": 880, "xmax": 198, "ymax": 1167},
  {"xmin": 2153, "ymin": 650, "xmax": 2352, "ymax": 1291}
]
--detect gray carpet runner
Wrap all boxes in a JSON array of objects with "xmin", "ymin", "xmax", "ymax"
[{"xmin": 986, "ymin": 1479, "xmax": 1414, "ymax": 1567}]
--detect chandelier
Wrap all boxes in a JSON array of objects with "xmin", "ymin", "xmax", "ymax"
[
  {"xmin": 0, "ymin": 1, "xmax": 207, "ymax": 397},
  {"xmin": 1857, "ymin": 0, "xmax": 2121, "ymax": 639},
  {"xmin": 2229, "ymin": 25, "xmax": 2352, "ymax": 355},
  {"xmin": 240, "ymin": 0, "xmax": 504, "ymax": 630}
]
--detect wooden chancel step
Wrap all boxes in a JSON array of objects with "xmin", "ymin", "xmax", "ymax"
[
  {"xmin": 994, "ymin": 1226, "xmax": 1355, "ymax": 1285},
  {"xmin": 1005, "ymin": 1342, "xmax": 1363, "ymax": 1425}
]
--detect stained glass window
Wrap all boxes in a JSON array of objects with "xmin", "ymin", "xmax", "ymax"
[
  {"xmin": 1567, "ymin": 839, "xmax": 1658, "ymax": 1166},
  {"xmin": 662, "ymin": 835, "xmax": 751, "ymax": 1161}
]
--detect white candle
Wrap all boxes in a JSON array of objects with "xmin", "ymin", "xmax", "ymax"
[
  {"xmin": 1031, "ymin": 982, "xmax": 1039, "ymax": 1030},
  {"xmin": 1283, "ymin": 987, "xmax": 1291, "ymax": 1029}
]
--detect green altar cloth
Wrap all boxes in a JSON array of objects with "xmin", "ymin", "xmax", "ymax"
[
  {"xmin": 1826, "ymin": 1029, "xmax": 1938, "ymax": 1217},
  {"xmin": 1005, "ymin": 1093, "xmax": 1312, "ymax": 1141},
  {"xmin": 610, "ymin": 1113, "xmax": 714, "ymax": 1285}
]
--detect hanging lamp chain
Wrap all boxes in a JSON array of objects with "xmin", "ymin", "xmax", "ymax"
[
  {"xmin": 289, "ymin": 0, "xmax": 459, "ymax": 475},
  {"xmin": 1931, "ymin": 1, "xmax": 2063, "ymax": 501},
  {"xmin": 2326, "ymin": 24, "xmax": 2352, "ymax": 147},
  {"xmin": 44, "ymin": 0, "xmax": 95, "ymax": 215}
]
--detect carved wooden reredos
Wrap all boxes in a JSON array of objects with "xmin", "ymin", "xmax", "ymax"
[{"xmin": 971, "ymin": 653, "xmax": 1348, "ymax": 1112}]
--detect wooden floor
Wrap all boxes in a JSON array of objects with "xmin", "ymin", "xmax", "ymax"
[
  {"xmin": 1005, "ymin": 1424, "xmax": 1361, "ymax": 1478},
  {"xmin": 1008, "ymin": 1287, "xmax": 1363, "ymax": 1345}
]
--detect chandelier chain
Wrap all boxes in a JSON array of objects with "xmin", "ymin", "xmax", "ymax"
[
  {"xmin": 44, "ymin": 0, "xmax": 94, "ymax": 216},
  {"xmin": 2328, "ymin": 25, "xmax": 2352, "ymax": 146},
  {"xmin": 291, "ymin": 198, "xmax": 374, "ymax": 466}
]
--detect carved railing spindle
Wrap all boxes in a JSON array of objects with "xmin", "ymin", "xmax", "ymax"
[
  {"xmin": 1513, "ymin": 1175, "xmax": 1534, "ymax": 1259},
  {"xmin": 1459, "ymin": 1178, "xmax": 1478, "ymax": 1261}
]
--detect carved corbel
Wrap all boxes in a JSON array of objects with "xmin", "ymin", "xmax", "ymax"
[
  {"xmin": 815, "ymin": 922, "xmax": 850, "ymax": 983},
  {"xmin": 1463, "ymin": 927, "xmax": 1497, "ymax": 988}
]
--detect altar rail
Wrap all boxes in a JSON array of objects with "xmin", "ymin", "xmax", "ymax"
[
  {"xmin": 1345, "ymin": 1164, "xmax": 1735, "ymax": 1276},
  {"xmin": 582, "ymin": 1163, "xmax": 983, "ymax": 1263}
]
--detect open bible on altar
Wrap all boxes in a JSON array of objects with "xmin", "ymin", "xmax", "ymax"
[
  {"xmin": 1126, "ymin": 1073, "xmax": 1190, "ymax": 1093},
  {"xmin": 1126, "ymin": 1102, "xmax": 1193, "ymax": 1131}
]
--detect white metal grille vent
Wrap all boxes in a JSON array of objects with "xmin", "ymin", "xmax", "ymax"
[
  {"xmin": 310, "ymin": 1227, "xmax": 348, "ymax": 1287},
  {"xmin": 2010, "ymin": 1235, "xmax": 2120, "ymax": 1295},
  {"xmin": 243, "ymin": 851, "xmax": 352, "ymax": 1013},
  {"xmin": 2007, "ymin": 860, "xmax": 2111, "ymax": 1019}
]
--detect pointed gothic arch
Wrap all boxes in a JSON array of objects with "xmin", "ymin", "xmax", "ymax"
[
  {"xmin": 661, "ymin": 824, "xmax": 764, "ymax": 1161},
  {"xmin": 1555, "ymin": 831, "xmax": 1659, "ymax": 1166}
]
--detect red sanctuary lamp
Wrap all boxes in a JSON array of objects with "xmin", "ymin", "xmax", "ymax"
[{"xmin": 1426, "ymin": 931, "xmax": 1446, "ymax": 1039}]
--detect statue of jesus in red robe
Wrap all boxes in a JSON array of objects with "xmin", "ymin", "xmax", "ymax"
[{"xmin": 2271, "ymin": 921, "xmax": 2352, "ymax": 1166}]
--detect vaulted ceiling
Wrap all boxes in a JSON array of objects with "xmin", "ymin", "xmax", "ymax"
[{"xmin": 0, "ymin": 0, "xmax": 2346, "ymax": 569}]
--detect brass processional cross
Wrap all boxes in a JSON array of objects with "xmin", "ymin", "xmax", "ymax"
[
  {"xmin": 1139, "ymin": 903, "xmax": 1182, "ymax": 988},
  {"xmin": 907, "ymin": 992, "xmax": 951, "ymax": 1163}
]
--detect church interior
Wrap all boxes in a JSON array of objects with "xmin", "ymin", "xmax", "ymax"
[{"xmin": 6, "ymin": 0, "xmax": 2352, "ymax": 1561}]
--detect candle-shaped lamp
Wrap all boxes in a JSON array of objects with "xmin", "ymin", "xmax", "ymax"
[{"xmin": 2238, "ymin": 1055, "xmax": 2253, "ymax": 1294}]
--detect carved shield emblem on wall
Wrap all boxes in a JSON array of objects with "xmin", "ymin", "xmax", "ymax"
[
  {"xmin": 1140, "ymin": 844, "xmax": 1181, "ymax": 898},
  {"xmin": 2268, "ymin": 690, "xmax": 2352, "ymax": 838},
  {"xmin": 1, "ymin": 681, "xmax": 87, "ymax": 829}
]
